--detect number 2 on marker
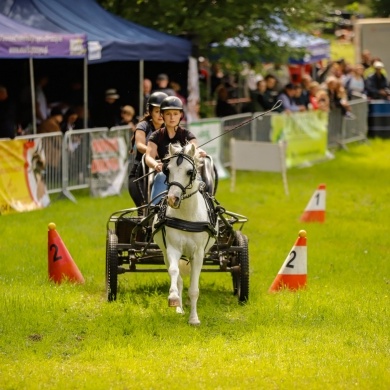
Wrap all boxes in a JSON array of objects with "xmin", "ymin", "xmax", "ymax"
[
  {"xmin": 286, "ymin": 250, "xmax": 296, "ymax": 268},
  {"xmin": 50, "ymin": 244, "xmax": 62, "ymax": 262}
]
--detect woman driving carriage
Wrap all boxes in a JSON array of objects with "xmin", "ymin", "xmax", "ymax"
[
  {"xmin": 128, "ymin": 91, "xmax": 168, "ymax": 207},
  {"xmin": 145, "ymin": 96, "xmax": 207, "ymax": 205}
]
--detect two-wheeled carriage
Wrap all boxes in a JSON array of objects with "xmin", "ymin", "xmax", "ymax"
[{"xmin": 105, "ymin": 147, "xmax": 250, "ymax": 317}]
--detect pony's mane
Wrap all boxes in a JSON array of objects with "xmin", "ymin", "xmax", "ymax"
[{"xmin": 165, "ymin": 142, "xmax": 203, "ymax": 169}]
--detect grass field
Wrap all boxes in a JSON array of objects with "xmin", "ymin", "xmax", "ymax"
[{"xmin": 1, "ymin": 138, "xmax": 389, "ymax": 389}]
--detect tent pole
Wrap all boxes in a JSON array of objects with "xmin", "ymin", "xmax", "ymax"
[
  {"xmin": 83, "ymin": 56, "xmax": 88, "ymax": 129},
  {"xmin": 29, "ymin": 57, "xmax": 37, "ymax": 134},
  {"xmin": 139, "ymin": 60, "xmax": 144, "ymax": 119}
]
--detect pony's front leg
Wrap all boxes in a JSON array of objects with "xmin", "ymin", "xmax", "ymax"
[
  {"xmin": 166, "ymin": 248, "xmax": 182, "ymax": 308},
  {"xmin": 176, "ymin": 274, "xmax": 184, "ymax": 314},
  {"xmin": 188, "ymin": 254, "xmax": 203, "ymax": 325}
]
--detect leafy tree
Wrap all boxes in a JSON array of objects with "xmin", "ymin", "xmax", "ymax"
[
  {"xmin": 370, "ymin": 0, "xmax": 390, "ymax": 17},
  {"xmin": 97, "ymin": 0, "xmax": 328, "ymax": 64}
]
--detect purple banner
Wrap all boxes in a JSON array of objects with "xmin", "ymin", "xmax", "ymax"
[{"xmin": 0, "ymin": 34, "xmax": 86, "ymax": 58}]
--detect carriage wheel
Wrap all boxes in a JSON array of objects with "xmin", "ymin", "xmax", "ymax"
[
  {"xmin": 106, "ymin": 229, "xmax": 118, "ymax": 302},
  {"xmin": 232, "ymin": 231, "xmax": 249, "ymax": 303}
]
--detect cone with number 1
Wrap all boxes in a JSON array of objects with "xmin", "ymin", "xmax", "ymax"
[
  {"xmin": 48, "ymin": 222, "xmax": 84, "ymax": 284},
  {"xmin": 300, "ymin": 183, "xmax": 326, "ymax": 222},
  {"xmin": 269, "ymin": 230, "xmax": 307, "ymax": 292}
]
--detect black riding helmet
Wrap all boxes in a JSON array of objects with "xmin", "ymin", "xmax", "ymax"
[
  {"xmin": 147, "ymin": 91, "xmax": 168, "ymax": 112},
  {"xmin": 160, "ymin": 96, "xmax": 184, "ymax": 111}
]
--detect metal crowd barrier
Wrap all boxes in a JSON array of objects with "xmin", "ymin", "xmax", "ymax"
[
  {"xmin": 17, "ymin": 132, "xmax": 64, "ymax": 194},
  {"xmin": 5, "ymin": 104, "xmax": 367, "ymax": 200},
  {"xmin": 63, "ymin": 126, "xmax": 130, "ymax": 201},
  {"xmin": 12, "ymin": 126, "xmax": 131, "ymax": 202},
  {"xmin": 219, "ymin": 112, "xmax": 252, "ymax": 165}
]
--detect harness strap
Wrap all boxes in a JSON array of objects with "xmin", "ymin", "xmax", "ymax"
[{"xmin": 164, "ymin": 216, "xmax": 217, "ymax": 236}]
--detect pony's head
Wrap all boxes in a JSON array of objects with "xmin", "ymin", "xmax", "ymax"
[{"xmin": 163, "ymin": 142, "xmax": 202, "ymax": 208}]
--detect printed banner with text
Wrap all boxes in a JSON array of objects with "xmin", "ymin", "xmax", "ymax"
[
  {"xmin": 90, "ymin": 131, "xmax": 128, "ymax": 197},
  {"xmin": 270, "ymin": 110, "xmax": 328, "ymax": 168},
  {"xmin": 189, "ymin": 119, "xmax": 229, "ymax": 179},
  {"xmin": 0, "ymin": 139, "xmax": 50, "ymax": 215}
]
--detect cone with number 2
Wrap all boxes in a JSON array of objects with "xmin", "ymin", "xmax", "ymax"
[
  {"xmin": 269, "ymin": 230, "xmax": 307, "ymax": 292},
  {"xmin": 300, "ymin": 183, "xmax": 326, "ymax": 222},
  {"xmin": 48, "ymin": 222, "xmax": 84, "ymax": 284}
]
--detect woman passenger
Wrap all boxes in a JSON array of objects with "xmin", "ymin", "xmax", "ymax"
[{"xmin": 128, "ymin": 91, "xmax": 168, "ymax": 207}]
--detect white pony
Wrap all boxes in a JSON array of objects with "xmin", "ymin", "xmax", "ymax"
[{"xmin": 152, "ymin": 143, "xmax": 217, "ymax": 325}]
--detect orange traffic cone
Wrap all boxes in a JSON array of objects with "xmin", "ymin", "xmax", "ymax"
[
  {"xmin": 48, "ymin": 222, "xmax": 84, "ymax": 284},
  {"xmin": 300, "ymin": 184, "xmax": 326, "ymax": 222},
  {"xmin": 269, "ymin": 230, "xmax": 307, "ymax": 292}
]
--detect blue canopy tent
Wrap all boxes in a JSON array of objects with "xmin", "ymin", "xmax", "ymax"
[
  {"xmin": 0, "ymin": 0, "xmax": 192, "ymax": 116},
  {"xmin": 0, "ymin": 12, "xmax": 87, "ymax": 132}
]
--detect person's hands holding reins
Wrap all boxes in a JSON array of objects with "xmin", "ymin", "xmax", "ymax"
[
  {"xmin": 153, "ymin": 161, "xmax": 163, "ymax": 172},
  {"xmin": 197, "ymin": 148, "xmax": 207, "ymax": 157}
]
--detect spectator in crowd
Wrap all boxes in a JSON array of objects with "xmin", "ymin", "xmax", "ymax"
[
  {"xmin": 215, "ymin": 84, "xmax": 237, "ymax": 117},
  {"xmin": 37, "ymin": 107, "xmax": 63, "ymax": 174},
  {"xmin": 142, "ymin": 78, "xmax": 152, "ymax": 115},
  {"xmin": 360, "ymin": 49, "xmax": 371, "ymax": 70},
  {"xmin": 364, "ymin": 57, "xmax": 388, "ymax": 79},
  {"xmin": 241, "ymin": 61, "xmax": 263, "ymax": 98},
  {"xmin": 0, "ymin": 85, "xmax": 17, "ymax": 139},
  {"xmin": 294, "ymin": 84, "xmax": 309, "ymax": 108},
  {"xmin": 325, "ymin": 76, "xmax": 354, "ymax": 118},
  {"xmin": 307, "ymin": 81, "xmax": 330, "ymax": 112},
  {"xmin": 316, "ymin": 90, "xmax": 330, "ymax": 112},
  {"xmin": 344, "ymin": 64, "xmax": 367, "ymax": 99},
  {"xmin": 210, "ymin": 62, "xmax": 224, "ymax": 95},
  {"xmin": 241, "ymin": 78, "xmax": 267, "ymax": 113},
  {"xmin": 73, "ymin": 104, "xmax": 90, "ymax": 129},
  {"xmin": 365, "ymin": 61, "xmax": 390, "ymax": 100},
  {"xmin": 61, "ymin": 108, "xmax": 79, "ymax": 134},
  {"xmin": 198, "ymin": 56, "xmax": 210, "ymax": 85},
  {"xmin": 300, "ymin": 74, "xmax": 313, "ymax": 106},
  {"xmin": 64, "ymin": 79, "xmax": 83, "ymax": 109},
  {"xmin": 278, "ymin": 83, "xmax": 306, "ymax": 113},
  {"xmin": 262, "ymin": 74, "xmax": 280, "ymax": 110},
  {"xmin": 38, "ymin": 107, "xmax": 63, "ymax": 134},
  {"xmin": 267, "ymin": 63, "xmax": 290, "ymax": 91},
  {"xmin": 222, "ymin": 73, "xmax": 239, "ymax": 99},
  {"xmin": 35, "ymin": 74, "xmax": 50, "ymax": 126},
  {"xmin": 251, "ymin": 79, "xmax": 267, "ymax": 112},
  {"xmin": 307, "ymin": 81, "xmax": 321, "ymax": 110},
  {"xmin": 120, "ymin": 105, "xmax": 136, "ymax": 131},
  {"xmin": 153, "ymin": 74, "xmax": 176, "ymax": 96},
  {"xmin": 92, "ymin": 88, "xmax": 122, "ymax": 128}
]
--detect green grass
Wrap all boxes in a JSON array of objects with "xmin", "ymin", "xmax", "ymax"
[{"xmin": 1, "ymin": 139, "xmax": 389, "ymax": 389}]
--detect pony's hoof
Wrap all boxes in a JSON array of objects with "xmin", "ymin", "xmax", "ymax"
[
  {"xmin": 189, "ymin": 318, "xmax": 200, "ymax": 326},
  {"xmin": 168, "ymin": 297, "xmax": 180, "ymax": 307},
  {"xmin": 176, "ymin": 307, "xmax": 184, "ymax": 314}
]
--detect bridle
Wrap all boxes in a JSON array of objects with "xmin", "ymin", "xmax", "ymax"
[{"xmin": 163, "ymin": 151, "xmax": 198, "ymax": 199}]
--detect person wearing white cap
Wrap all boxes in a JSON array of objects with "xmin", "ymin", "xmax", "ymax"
[{"xmin": 366, "ymin": 61, "xmax": 390, "ymax": 100}]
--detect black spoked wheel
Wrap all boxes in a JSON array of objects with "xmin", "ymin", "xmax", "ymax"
[
  {"xmin": 232, "ymin": 231, "xmax": 249, "ymax": 303},
  {"xmin": 106, "ymin": 229, "xmax": 118, "ymax": 302}
]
